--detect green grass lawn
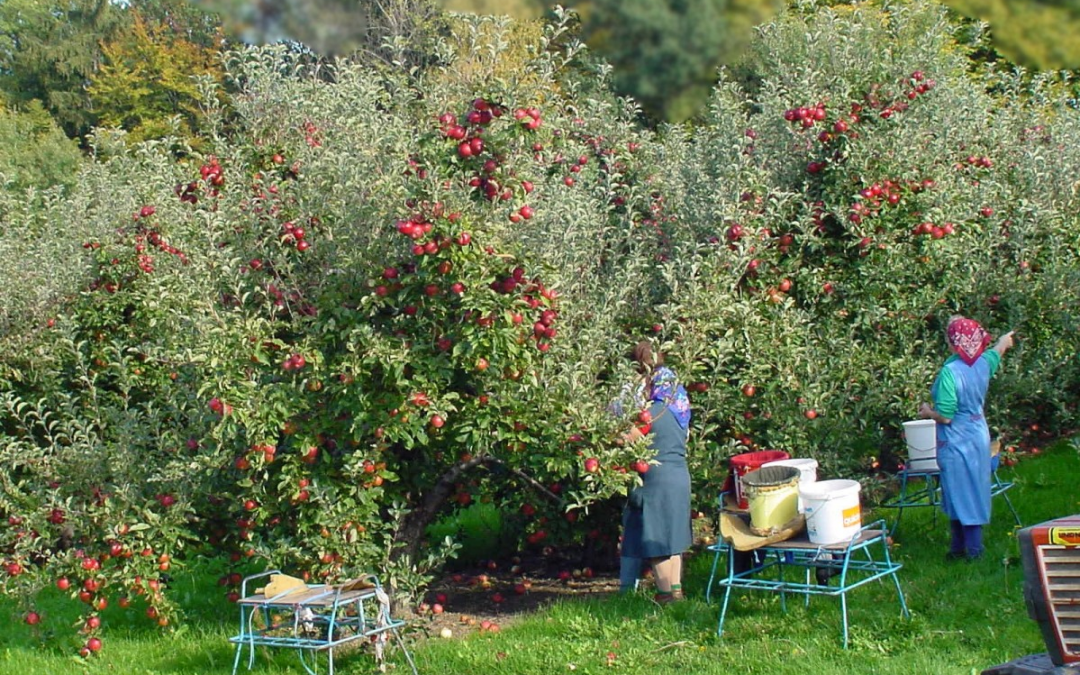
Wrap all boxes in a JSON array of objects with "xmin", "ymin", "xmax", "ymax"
[{"xmin": 3, "ymin": 442, "xmax": 1078, "ymax": 675}]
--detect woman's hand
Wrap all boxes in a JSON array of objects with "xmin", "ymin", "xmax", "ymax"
[
  {"xmin": 621, "ymin": 425, "xmax": 645, "ymax": 445},
  {"xmin": 994, "ymin": 330, "xmax": 1016, "ymax": 356},
  {"xmin": 918, "ymin": 402, "xmax": 951, "ymax": 425}
]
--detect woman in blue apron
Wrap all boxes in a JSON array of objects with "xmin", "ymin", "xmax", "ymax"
[
  {"xmin": 918, "ymin": 317, "xmax": 1015, "ymax": 560},
  {"xmin": 617, "ymin": 341, "xmax": 692, "ymax": 603}
]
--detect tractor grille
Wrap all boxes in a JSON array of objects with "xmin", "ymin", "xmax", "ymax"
[{"xmin": 1042, "ymin": 546, "xmax": 1080, "ymax": 659}]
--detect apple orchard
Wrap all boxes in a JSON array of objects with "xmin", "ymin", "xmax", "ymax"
[{"xmin": 2, "ymin": 0, "xmax": 1080, "ymax": 654}]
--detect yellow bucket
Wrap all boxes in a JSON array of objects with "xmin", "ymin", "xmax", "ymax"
[{"xmin": 744, "ymin": 466, "xmax": 801, "ymax": 536}]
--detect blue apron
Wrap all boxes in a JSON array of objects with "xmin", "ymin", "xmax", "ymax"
[{"xmin": 932, "ymin": 357, "xmax": 992, "ymax": 525}]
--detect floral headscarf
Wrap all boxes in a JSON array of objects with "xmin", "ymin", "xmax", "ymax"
[
  {"xmin": 609, "ymin": 366, "xmax": 692, "ymax": 430},
  {"xmin": 646, "ymin": 366, "xmax": 692, "ymax": 430},
  {"xmin": 947, "ymin": 317, "xmax": 991, "ymax": 366}
]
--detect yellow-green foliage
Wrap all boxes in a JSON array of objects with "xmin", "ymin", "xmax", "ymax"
[
  {"xmin": 438, "ymin": 14, "xmax": 552, "ymax": 100},
  {"xmin": 442, "ymin": 0, "xmax": 545, "ymax": 18},
  {"xmin": 941, "ymin": 0, "xmax": 1080, "ymax": 70},
  {"xmin": 87, "ymin": 12, "xmax": 224, "ymax": 145}
]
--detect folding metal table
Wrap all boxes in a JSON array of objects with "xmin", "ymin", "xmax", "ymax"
[
  {"xmin": 229, "ymin": 571, "xmax": 417, "ymax": 675},
  {"xmin": 880, "ymin": 466, "xmax": 1021, "ymax": 536},
  {"xmin": 705, "ymin": 519, "xmax": 910, "ymax": 648}
]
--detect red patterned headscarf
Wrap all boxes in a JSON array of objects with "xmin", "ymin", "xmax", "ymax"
[{"xmin": 946, "ymin": 317, "xmax": 991, "ymax": 366}]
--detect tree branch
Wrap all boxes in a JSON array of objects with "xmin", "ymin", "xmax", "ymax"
[
  {"xmin": 391, "ymin": 453, "xmax": 568, "ymax": 562},
  {"xmin": 478, "ymin": 456, "xmax": 564, "ymax": 506}
]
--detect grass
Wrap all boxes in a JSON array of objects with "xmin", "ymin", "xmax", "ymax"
[
  {"xmin": 3, "ymin": 442, "xmax": 1078, "ymax": 675},
  {"xmin": 426, "ymin": 502, "xmax": 505, "ymax": 565}
]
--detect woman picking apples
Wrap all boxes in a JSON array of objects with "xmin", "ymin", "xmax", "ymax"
[
  {"xmin": 917, "ymin": 317, "xmax": 1015, "ymax": 561},
  {"xmin": 617, "ymin": 341, "xmax": 693, "ymax": 603}
]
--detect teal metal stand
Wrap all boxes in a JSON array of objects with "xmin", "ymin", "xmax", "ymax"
[
  {"xmin": 881, "ymin": 467, "xmax": 1021, "ymax": 536},
  {"xmin": 229, "ymin": 571, "xmax": 417, "ymax": 675},
  {"xmin": 705, "ymin": 519, "xmax": 909, "ymax": 649}
]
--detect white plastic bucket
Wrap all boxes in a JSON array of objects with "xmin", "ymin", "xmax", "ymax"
[
  {"xmin": 762, "ymin": 458, "xmax": 818, "ymax": 512},
  {"xmin": 801, "ymin": 479, "xmax": 862, "ymax": 544},
  {"xmin": 902, "ymin": 419, "xmax": 938, "ymax": 472}
]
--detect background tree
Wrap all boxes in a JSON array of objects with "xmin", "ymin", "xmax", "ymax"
[
  {"xmin": 0, "ymin": 0, "xmax": 125, "ymax": 139},
  {"xmin": 568, "ymin": 0, "xmax": 733, "ymax": 123},
  {"xmin": 446, "ymin": 0, "xmax": 1080, "ymax": 122},
  {"xmin": 136, "ymin": 0, "xmax": 230, "ymax": 50},
  {"xmin": 943, "ymin": 0, "xmax": 1080, "ymax": 70},
  {"xmin": 87, "ymin": 12, "xmax": 225, "ymax": 145},
  {"xmin": 194, "ymin": 0, "xmax": 449, "ymax": 68}
]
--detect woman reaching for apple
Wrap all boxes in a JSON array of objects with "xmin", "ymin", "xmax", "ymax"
[
  {"xmin": 917, "ymin": 316, "xmax": 1015, "ymax": 561},
  {"xmin": 618, "ymin": 341, "xmax": 693, "ymax": 604}
]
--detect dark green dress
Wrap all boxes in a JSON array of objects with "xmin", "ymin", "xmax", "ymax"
[{"xmin": 621, "ymin": 400, "xmax": 692, "ymax": 559}]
